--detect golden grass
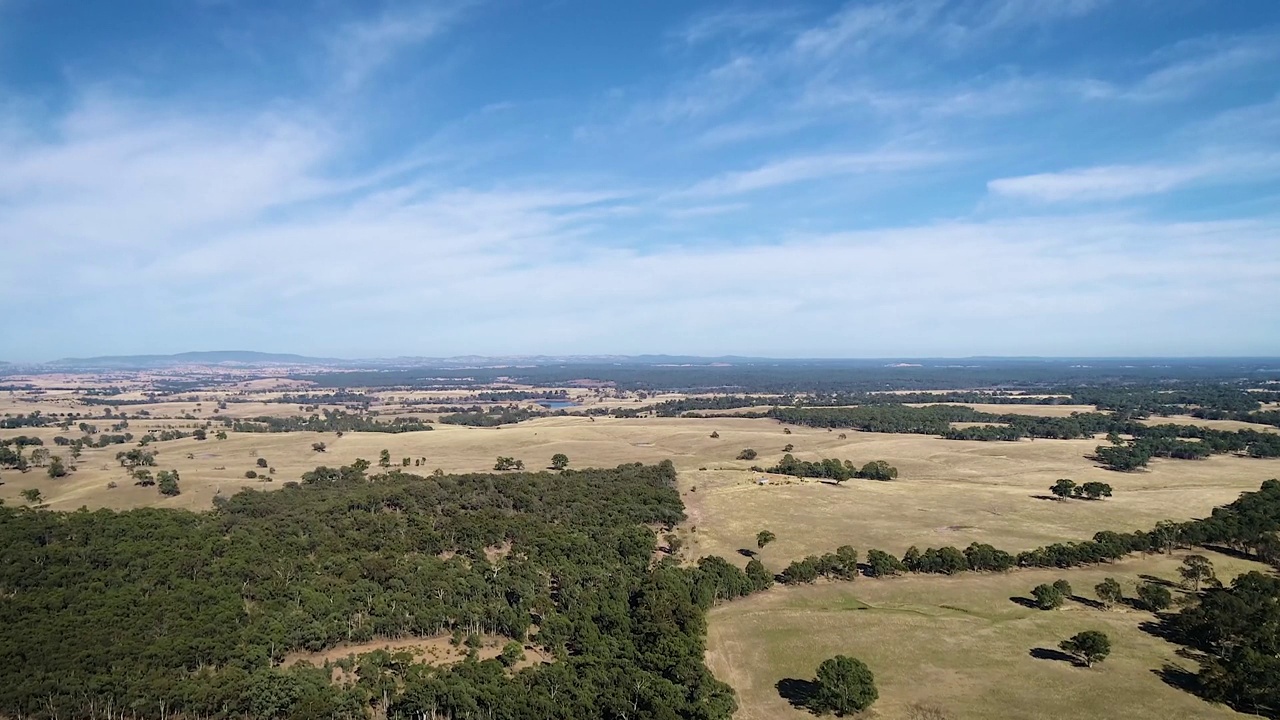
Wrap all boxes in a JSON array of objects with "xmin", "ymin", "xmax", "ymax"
[
  {"xmin": 706, "ymin": 549, "xmax": 1267, "ymax": 720},
  {"xmin": 909, "ymin": 403, "xmax": 1104, "ymax": 417},
  {"xmin": 678, "ymin": 431, "xmax": 1280, "ymax": 565},
  {"xmin": 1140, "ymin": 414, "xmax": 1279, "ymax": 434}
]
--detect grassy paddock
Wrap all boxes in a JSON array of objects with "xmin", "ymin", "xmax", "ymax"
[
  {"xmin": 706, "ymin": 549, "xmax": 1267, "ymax": 720},
  {"xmin": 678, "ymin": 431, "xmax": 1280, "ymax": 564}
]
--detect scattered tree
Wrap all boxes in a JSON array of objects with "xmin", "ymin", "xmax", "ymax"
[
  {"xmin": 20, "ymin": 488, "xmax": 41, "ymax": 505},
  {"xmin": 157, "ymin": 470, "xmax": 181, "ymax": 496},
  {"xmin": 311, "ymin": 442, "xmax": 326, "ymax": 453},
  {"xmin": 1032, "ymin": 583, "xmax": 1066, "ymax": 610},
  {"xmin": 1178, "ymin": 555, "xmax": 1216, "ymax": 591},
  {"xmin": 1050, "ymin": 478, "xmax": 1077, "ymax": 499},
  {"xmin": 709, "ymin": 431, "xmax": 719, "ymax": 439},
  {"xmin": 756, "ymin": 530, "xmax": 776, "ymax": 549},
  {"xmin": 1095, "ymin": 578, "xmax": 1123, "ymax": 609},
  {"xmin": 737, "ymin": 449, "xmax": 758, "ymax": 460},
  {"xmin": 47, "ymin": 456, "xmax": 67, "ymax": 478},
  {"xmin": 782, "ymin": 443, "xmax": 794, "ymax": 452},
  {"xmin": 1074, "ymin": 481, "xmax": 1113, "ymax": 500},
  {"xmin": 256, "ymin": 458, "xmax": 268, "ymax": 468},
  {"xmin": 808, "ymin": 655, "xmax": 878, "ymax": 715},
  {"xmin": 1059, "ymin": 630, "xmax": 1111, "ymax": 667},
  {"xmin": 1137, "ymin": 582, "xmax": 1173, "ymax": 611},
  {"xmin": 550, "ymin": 453, "xmax": 569, "ymax": 470}
]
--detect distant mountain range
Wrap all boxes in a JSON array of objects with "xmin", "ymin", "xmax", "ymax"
[
  {"xmin": 24, "ymin": 351, "xmax": 775, "ymax": 371},
  {"xmin": 2, "ymin": 351, "xmax": 1277, "ymax": 373}
]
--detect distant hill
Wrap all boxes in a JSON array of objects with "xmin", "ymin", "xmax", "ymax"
[{"xmin": 48, "ymin": 351, "xmax": 345, "ymax": 370}]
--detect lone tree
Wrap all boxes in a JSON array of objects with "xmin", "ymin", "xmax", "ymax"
[
  {"xmin": 756, "ymin": 530, "xmax": 776, "ymax": 550},
  {"xmin": 808, "ymin": 655, "xmax": 878, "ymax": 715},
  {"xmin": 47, "ymin": 456, "xmax": 68, "ymax": 478},
  {"xmin": 20, "ymin": 488, "xmax": 42, "ymax": 505},
  {"xmin": 1178, "ymin": 554, "xmax": 1216, "ymax": 591},
  {"xmin": 1137, "ymin": 582, "xmax": 1173, "ymax": 611},
  {"xmin": 1032, "ymin": 583, "xmax": 1066, "ymax": 610},
  {"xmin": 550, "ymin": 453, "xmax": 569, "ymax": 470},
  {"xmin": 1050, "ymin": 478, "xmax": 1077, "ymax": 499},
  {"xmin": 256, "ymin": 458, "xmax": 268, "ymax": 468},
  {"xmin": 737, "ymin": 449, "xmax": 758, "ymax": 461},
  {"xmin": 1095, "ymin": 578, "xmax": 1123, "ymax": 609},
  {"xmin": 311, "ymin": 442, "xmax": 326, "ymax": 453},
  {"xmin": 1059, "ymin": 630, "xmax": 1111, "ymax": 667},
  {"xmin": 157, "ymin": 470, "xmax": 181, "ymax": 497},
  {"xmin": 709, "ymin": 431, "xmax": 719, "ymax": 439},
  {"xmin": 379, "ymin": 449, "xmax": 392, "ymax": 468}
]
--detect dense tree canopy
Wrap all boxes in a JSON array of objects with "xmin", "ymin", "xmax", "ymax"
[{"xmin": 0, "ymin": 460, "xmax": 748, "ymax": 720}]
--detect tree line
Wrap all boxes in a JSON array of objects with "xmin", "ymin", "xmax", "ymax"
[{"xmin": 229, "ymin": 409, "xmax": 432, "ymax": 434}]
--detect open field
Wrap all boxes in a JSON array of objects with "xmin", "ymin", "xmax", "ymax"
[
  {"xmin": 1140, "ymin": 414, "xmax": 1279, "ymax": 433},
  {"xmin": 909, "ymin": 403, "xmax": 1104, "ymax": 417},
  {"xmin": 5, "ymin": 414, "xmax": 1279, "ymax": 531},
  {"xmin": 678, "ymin": 431, "xmax": 1280, "ymax": 564},
  {"xmin": 706, "ymin": 549, "xmax": 1268, "ymax": 720}
]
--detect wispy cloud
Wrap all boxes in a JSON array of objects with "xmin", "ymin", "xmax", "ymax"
[
  {"xmin": 674, "ymin": 8, "xmax": 802, "ymax": 46},
  {"xmin": 680, "ymin": 150, "xmax": 952, "ymax": 197},
  {"xmin": 988, "ymin": 153, "xmax": 1280, "ymax": 202},
  {"xmin": 327, "ymin": 2, "xmax": 470, "ymax": 89}
]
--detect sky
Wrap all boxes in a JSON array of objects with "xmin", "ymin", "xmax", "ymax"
[{"xmin": 1, "ymin": 0, "xmax": 1279, "ymax": 361}]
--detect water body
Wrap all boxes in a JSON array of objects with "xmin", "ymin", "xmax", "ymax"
[{"xmin": 538, "ymin": 400, "xmax": 580, "ymax": 409}]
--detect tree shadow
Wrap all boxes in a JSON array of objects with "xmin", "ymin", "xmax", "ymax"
[
  {"xmin": 1153, "ymin": 664, "xmax": 1201, "ymax": 695},
  {"xmin": 1200, "ymin": 543, "xmax": 1256, "ymax": 562},
  {"xmin": 1138, "ymin": 617, "xmax": 1179, "ymax": 642},
  {"xmin": 1009, "ymin": 595, "xmax": 1039, "ymax": 609},
  {"xmin": 737, "ymin": 548, "xmax": 757, "ymax": 558},
  {"xmin": 1030, "ymin": 494, "xmax": 1061, "ymax": 501},
  {"xmin": 1029, "ymin": 647, "xmax": 1078, "ymax": 665},
  {"xmin": 776, "ymin": 678, "xmax": 819, "ymax": 710},
  {"xmin": 1139, "ymin": 574, "xmax": 1178, "ymax": 588},
  {"xmin": 1069, "ymin": 594, "xmax": 1106, "ymax": 610}
]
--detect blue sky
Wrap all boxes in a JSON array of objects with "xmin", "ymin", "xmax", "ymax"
[{"xmin": 1, "ymin": 0, "xmax": 1278, "ymax": 361}]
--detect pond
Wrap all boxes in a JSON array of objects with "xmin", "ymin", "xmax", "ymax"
[{"xmin": 538, "ymin": 400, "xmax": 580, "ymax": 409}]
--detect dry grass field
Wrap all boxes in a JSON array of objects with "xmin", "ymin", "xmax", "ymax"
[
  {"xmin": 706, "ymin": 549, "xmax": 1267, "ymax": 720},
  {"xmin": 1139, "ymin": 414, "xmax": 1279, "ymax": 433},
  {"xmin": 677, "ymin": 431, "xmax": 1280, "ymax": 564},
  {"xmin": 908, "ymin": 403, "xmax": 1104, "ymax": 417}
]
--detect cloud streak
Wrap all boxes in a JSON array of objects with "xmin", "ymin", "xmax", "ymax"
[{"xmin": 988, "ymin": 154, "xmax": 1280, "ymax": 202}]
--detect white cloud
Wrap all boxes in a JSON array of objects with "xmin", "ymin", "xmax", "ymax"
[
  {"xmin": 988, "ymin": 154, "xmax": 1280, "ymax": 202},
  {"xmin": 674, "ymin": 8, "xmax": 802, "ymax": 46},
  {"xmin": 326, "ymin": 2, "xmax": 469, "ymax": 89},
  {"xmin": 680, "ymin": 150, "xmax": 952, "ymax": 197}
]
